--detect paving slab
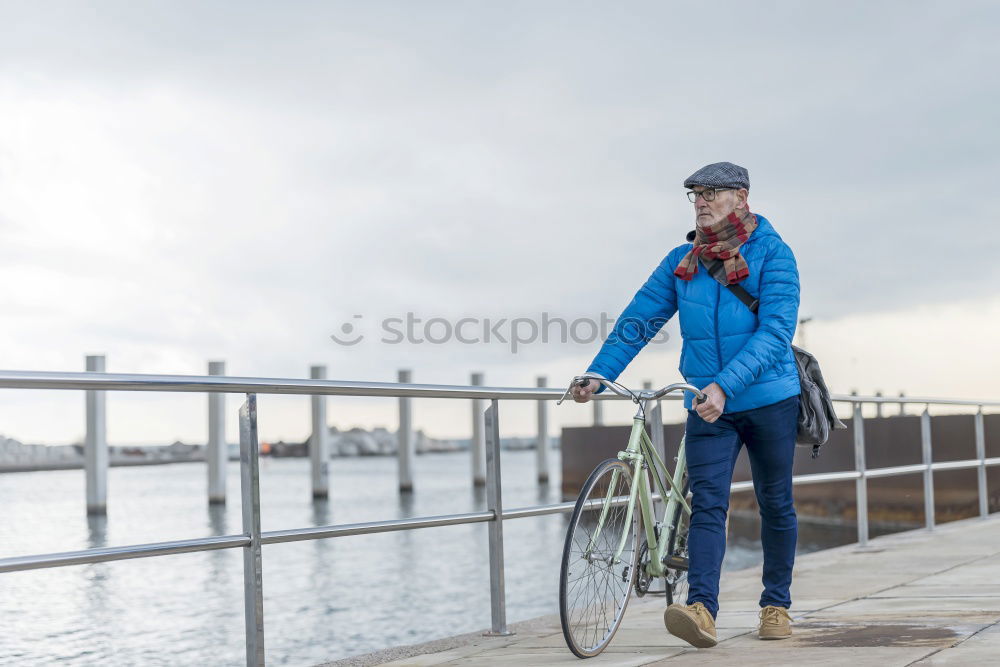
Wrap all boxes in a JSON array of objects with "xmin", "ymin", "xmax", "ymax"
[
  {"xmin": 910, "ymin": 621, "xmax": 1000, "ymax": 665},
  {"xmin": 818, "ymin": 596, "xmax": 1000, "ymax": 613},
  {"xmin": 645, "ymin": 646, "xmax": 935, "ymax": 666},
  {"xmin": 454, "ymin": 646, "xmax": 683, "ymax": 665},
  {"xmin": 882, "ymin": 584, "xmax": 1000, "ymax": 597}
]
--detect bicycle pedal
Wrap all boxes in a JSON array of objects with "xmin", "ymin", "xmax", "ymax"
[{"xmin": 662, "ymin": 555, "xmax": 689, "ymax": 570}]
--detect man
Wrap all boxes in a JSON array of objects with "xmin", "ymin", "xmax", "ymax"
[{"xmin": 571, "ymin": 161, "xmax": 801, "ymax": 648}]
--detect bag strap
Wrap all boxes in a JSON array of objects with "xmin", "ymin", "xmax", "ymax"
[
  {"xmin": 726, "ymin": 282, "xmax": 759, "ymax": 314},
  {"xmin": 699, "ymin": 256, "xmax": 759, "ymax": 313},
  {"xmin": 700, "ymin": 256, "xmax": 824, "ymax": 458}
]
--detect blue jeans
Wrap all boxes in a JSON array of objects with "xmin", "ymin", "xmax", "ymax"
[{"xmin": 684, "ymin": 394, "xmax": 800, "ymax": 618}]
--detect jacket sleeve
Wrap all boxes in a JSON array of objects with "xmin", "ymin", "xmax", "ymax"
[
  {"xmin": 585, "ymin": 253, "xmax": 679, "ymax": 394},
  {"xmin": 713, "ymin": 239, "xmax": 800, "ymax": 399}
]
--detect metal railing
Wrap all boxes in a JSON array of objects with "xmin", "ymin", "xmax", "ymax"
[{"xmin": 0, "ymin": 369, "xmax": 997, "ymax": 665}]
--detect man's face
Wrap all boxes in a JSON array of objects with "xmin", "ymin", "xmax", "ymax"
[{"xmin": 691, "ymin": 186, "xmax": 747, "ymax": 226}]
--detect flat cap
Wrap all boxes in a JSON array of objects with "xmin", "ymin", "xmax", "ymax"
[{"xmin": 683, "ymin": 161, "xmax": 750, "ymax": 191}]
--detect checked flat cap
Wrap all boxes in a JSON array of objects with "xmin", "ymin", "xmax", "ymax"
[{"xmin": 683, "ymin": 161, "xmax": 750, "ymax": 191}]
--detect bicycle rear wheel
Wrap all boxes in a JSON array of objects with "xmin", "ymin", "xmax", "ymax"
[
  {"xmin": 663, "ymin": 473, "xmax": 730, "ymax": 606},
  {"xmin": 663, "ymin": 473, "xmax": 691, "ymax": 606},
  {"xmin": 559, "ymin": 458, "xmax": 640, "ymax": 658}
]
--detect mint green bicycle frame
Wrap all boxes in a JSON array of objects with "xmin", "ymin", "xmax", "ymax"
[{"xmin": 585, "ymin": 417, "xmax": 691, "ymax": 579}]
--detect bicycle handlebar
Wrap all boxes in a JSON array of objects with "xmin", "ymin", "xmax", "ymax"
[{"xmin": 555, "ymin": 374, "xmax": 707, "ymax": 406}]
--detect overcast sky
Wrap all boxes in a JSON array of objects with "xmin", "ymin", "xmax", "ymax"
[{"xmin": 1, "ymin": 1, "xmax": 998, "ymax": 445}]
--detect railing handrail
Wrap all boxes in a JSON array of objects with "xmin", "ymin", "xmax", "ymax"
[
  {"xmin": 0, "ymin": 369, "xmax": 997, "ymax": 406},
  {"xmin": 5, "ymin": 453, "xmax": 999, "ymax": 574}
]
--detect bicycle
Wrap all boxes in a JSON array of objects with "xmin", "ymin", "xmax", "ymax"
[{"xmin": 555, "ymin": 374, "xmax": 709, "ymax": 658}]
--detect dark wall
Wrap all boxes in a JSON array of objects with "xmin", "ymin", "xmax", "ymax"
[{"xmin": 561, "ymin": 413, "xmax": 1000, "ymax": 525}]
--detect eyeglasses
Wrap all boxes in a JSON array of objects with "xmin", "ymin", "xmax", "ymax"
[{"xmin": 686, "ymin": 188, "xmax": 734, "ymax": 203}]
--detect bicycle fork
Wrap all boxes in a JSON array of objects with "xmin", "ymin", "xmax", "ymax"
[{"xmin": 583, "ymin": 462, "xmax": 643, "ymax": 566}]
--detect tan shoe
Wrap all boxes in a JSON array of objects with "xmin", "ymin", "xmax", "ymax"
[
  {"xmin": 758, "ymin": 605, "xmax": 792, "ymax": 639},
  {"xmin": 664, "ymin": 601, "xmax": 718, "ymax": 648}
]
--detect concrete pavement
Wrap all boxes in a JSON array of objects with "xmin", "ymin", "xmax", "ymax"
[{"xmin": 332, "ymin": 513, "xmax": 1000, "ymax": 666}]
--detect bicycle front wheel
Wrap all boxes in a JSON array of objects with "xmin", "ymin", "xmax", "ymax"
[{"xmin": 559, "ymin": 458, "xmax": 640, "ymax": 658}]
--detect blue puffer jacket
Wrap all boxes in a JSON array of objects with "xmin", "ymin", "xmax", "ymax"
[{"xmin": 586, "ymin": 214, "xmax": 800, "ymax": 413}]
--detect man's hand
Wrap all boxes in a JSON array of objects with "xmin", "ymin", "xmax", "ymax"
[
  {"xmin": 695, "ymin": 382, "xmax": 727, "ymax": 423},
  {"xmin": 571, "ymin": 379, "xmax": 600, "ymax": 403}
]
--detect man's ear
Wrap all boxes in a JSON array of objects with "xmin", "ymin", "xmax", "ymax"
[{"xmin": 734, "ymin": 188, "xmax": 749, "ymax": 209}]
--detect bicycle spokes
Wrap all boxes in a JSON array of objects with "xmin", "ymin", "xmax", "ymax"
[{"xmin": 559, "ymin": 459, "xmax": 640, "ymax": 658}]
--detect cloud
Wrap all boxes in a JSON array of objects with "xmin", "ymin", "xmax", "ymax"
[{"xmin": 0, "ymin": 1, "xmax": 997, "ymax": 442}]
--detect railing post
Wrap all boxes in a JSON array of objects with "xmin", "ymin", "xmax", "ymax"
[
  {"xmin": 85, "ymin": 354, "xmax": 107, "ymax": 516},
  {"xmin": 536, "ymin": 376, "xmax": 549, "ymax": 484},
  {"xmin": 483, "ymin": 400, "xmax": 513, "ymax": 636},
  {"xmin": 593, "ymin": 397, "xmax": 604, "ymax": 426},
  {"xmin": 853, "ymin": 402, "xmax": 868, "ymax": 547},
  {"xmin": 310, "ymin": 365, "xmax": 330, "ymax": 499},
  {"xmin": 875, "ymin": 391, "xmax": 883, "ymax": 418},
  {"xmin": 470, "ymin": 372, "xmax": 486, "ymax": 487},
  {"xmin": 898, "ymin": 391, "xmax": 906, "ymax": 416},
  {"xmin": 976, "ymin": 406, "xmax": 988, "ymax": 518},
  {"xmin": 922, "ymin": 405, "xmax": 935, "ymax": 530},
  {"xmin": 397, "ymin": 369, "xmax": 414, "ymax": 493},
  {"xmin": 239, "ymin": 394, "xmax": 265, "ymax": 666},
  {"xmin": 208, "ymin": 361, "xmax": 227, "ymax": 505}
]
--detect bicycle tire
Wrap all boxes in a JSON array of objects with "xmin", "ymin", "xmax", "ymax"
[
  {"xmin": 663, "ymin": 473, "xmax": 731, "ymax": 606},
  {"xmin": 663, "ymin": 473, "xmax": 691, "ymax": 606},
  {"xmin": 559, "ymin": 458, "xmax": 640, "ymax": 658}
]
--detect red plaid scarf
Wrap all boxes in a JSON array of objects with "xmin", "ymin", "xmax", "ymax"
[{"xmin": 673, "ymin": 208, "xmax": 758, "ymax": 284}]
